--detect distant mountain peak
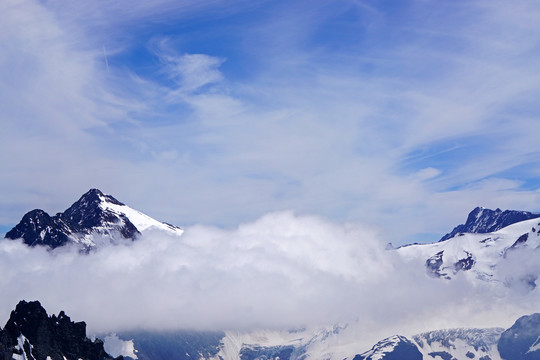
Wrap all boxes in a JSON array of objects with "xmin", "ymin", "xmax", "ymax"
[
  {"xmin": 62, "ymin": 189, "xmax": 136, "ymax": 235},
  {"xmin": 439, "ymin": 207, "xmax": 540, "ymax": 242},
  {"xmin": 5, "ymin": 188, "xmax": 183, "ymax": 249},
  {"xmin": 62, "ymin": 189, "xmax": 125, "ymax": 227}
]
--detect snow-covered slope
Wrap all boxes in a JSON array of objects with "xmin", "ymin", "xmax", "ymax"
[
  {"xmin": 97, "ymin": 192, "xmax": 182, "ymax": 235},
  {"xmin": 397, "ymin": 216, "xmax": 540, "ymax": 284},
  {"xmin": 4, "ymin": 189, "xmax": 183, "ymax": 249}
]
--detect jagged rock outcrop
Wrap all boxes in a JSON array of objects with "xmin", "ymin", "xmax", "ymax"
[{"xmin": 0, "ymin": 300, "xmax": 120, "ymax": 360}]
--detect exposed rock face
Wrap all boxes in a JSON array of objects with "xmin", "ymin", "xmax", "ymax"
[
  {"xmin": 425, "ymin": 250, "xmax": 476, "ymax": 279},
  {"xmin": 440, "ymin": 207, "xmax": 540, "ymax": 242},
  {"xmin": 0, "ymin": 300, "xmax": 120, "ymax": 360},
  {"xmin": 61, "ymin": 189, "xmax": 137, "ymax": 237},
  {"xmin": 426, "ymin": 251, "xmax": 448, "ymax": 278},
  {"xmin": 5, "ymin": 189, "xmax": 140, "ymax": 249},
  {"xmin": 498, "ymin": 313, "xmax": 540, "ymax": 360},
  {"xmin": 5, "ymin": 209, "xmax": 74, "ymax": 248}
]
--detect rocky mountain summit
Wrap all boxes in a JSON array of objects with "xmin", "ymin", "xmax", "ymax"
[
  {"xmin": 0, "ymin": 300, "xmax": 120, "ymax": 360},
  {"xmin": 4, "ymin": 189, "xmax": 183, "ymax": 249}
]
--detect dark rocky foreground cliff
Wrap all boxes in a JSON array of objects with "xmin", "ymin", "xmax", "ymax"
[{"xmin": 0, "ymin": 300, "xmax": 120, "ymax": 360}]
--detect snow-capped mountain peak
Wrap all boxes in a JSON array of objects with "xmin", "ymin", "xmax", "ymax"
[{"xmin": 4, "ymin": 189, "xmax": 183, "ymax": 249}]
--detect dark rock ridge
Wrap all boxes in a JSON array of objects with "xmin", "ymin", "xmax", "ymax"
[
  {"xmin": 5, "ymin": 189, "xmax": 140, "ymax": 249},
  {"xmin": 0, "ymin": 300, "xmax": 120, "ymax": 360},
  {"xmin": 498, "ymin": 313, "xmax": 540, "ymax": 360},
  {"xmin": 440, "ymin": 207, "xmax": 540, "ymax": 242}
]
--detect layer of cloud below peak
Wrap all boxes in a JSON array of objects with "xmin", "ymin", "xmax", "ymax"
[{"xmin": 0, "ymin": 212, "xmax": 538, "ymax": 343}]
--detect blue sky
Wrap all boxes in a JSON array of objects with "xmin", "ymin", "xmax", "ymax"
[{"xmin": 2, "ymin": 0, "xmax": 540, "ymax": 245}]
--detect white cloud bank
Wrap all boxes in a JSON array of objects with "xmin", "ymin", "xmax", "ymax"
[{"xmin": 0, "ymin": 212, "xmax": 538, "ymax": 338}]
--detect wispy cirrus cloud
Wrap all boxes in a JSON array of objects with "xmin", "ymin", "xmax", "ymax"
[{"xmin": 150, "ymin": 38, "xmax": 226, "ymax": 96}]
